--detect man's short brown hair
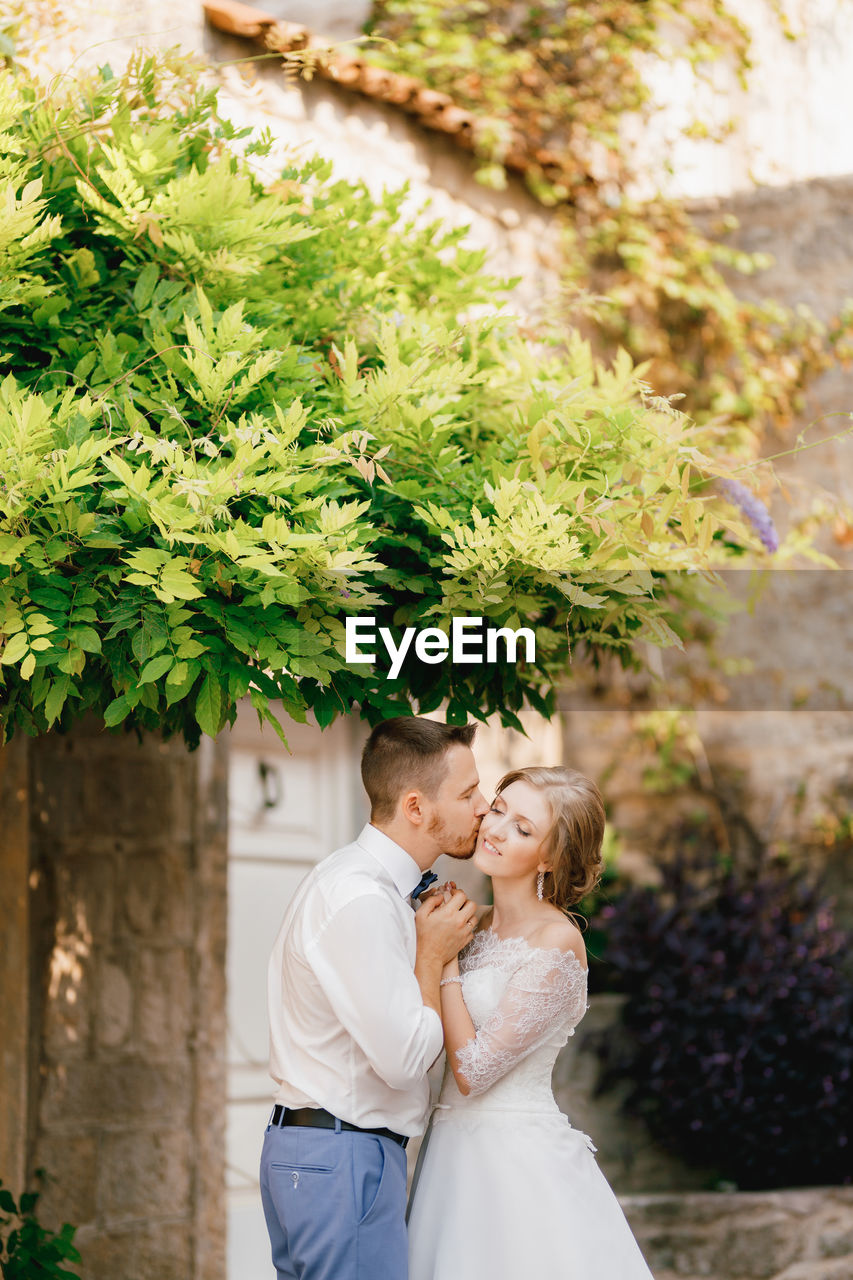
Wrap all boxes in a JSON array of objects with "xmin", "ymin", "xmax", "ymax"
[{"xmin": 361, "ymin": 717, "xmax": 476, "ymax": 822}]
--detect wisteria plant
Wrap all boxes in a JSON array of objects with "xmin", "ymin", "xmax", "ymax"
[{"xmin": 0, "ymin": 53, "xmax": 798, "ymax": 746}]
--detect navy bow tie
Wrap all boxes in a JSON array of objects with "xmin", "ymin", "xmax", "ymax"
[{"xmin": 411, "ymin": 870, "xmax": 438, "ymax": 902}]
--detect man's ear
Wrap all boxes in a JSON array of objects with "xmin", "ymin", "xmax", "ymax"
[{"xmin": 400, "ymin": 789, "xmax": 425, "ymax": 826}]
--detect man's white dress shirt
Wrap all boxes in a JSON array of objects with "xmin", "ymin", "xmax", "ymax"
[{"xmin": 268, "ymin": 823, "xmax": 444, "ymax": 1137}]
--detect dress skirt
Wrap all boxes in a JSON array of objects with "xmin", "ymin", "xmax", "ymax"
[{"xmin": 407, "ymin": 1104, "xmax": 655, "ymax": 1280}]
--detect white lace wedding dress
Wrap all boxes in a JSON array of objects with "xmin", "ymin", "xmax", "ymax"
[{"xmin": 407, "ymin": 930, "xmax": 655, "ymax": 1279}]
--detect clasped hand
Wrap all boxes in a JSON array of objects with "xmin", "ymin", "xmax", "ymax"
[{"xmin": 415, "ymin": 882, "xmax": 478, "ymax": 965}]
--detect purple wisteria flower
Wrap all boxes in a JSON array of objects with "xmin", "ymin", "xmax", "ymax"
[{"xmin": 718, "ymin": 478, "xmax": 779, "ymax": 553}]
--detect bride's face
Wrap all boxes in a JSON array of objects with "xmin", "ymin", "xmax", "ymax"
[{"xmin": 473, "ymin": 780, "xmax": 552, "ymax": 881}]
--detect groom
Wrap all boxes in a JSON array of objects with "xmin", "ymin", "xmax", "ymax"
[{"xmin": 261, "ymin": 716, "xmax": 488, "ymax": 1280}]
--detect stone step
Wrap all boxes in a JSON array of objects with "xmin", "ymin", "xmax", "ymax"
[
  {"xmin": 774, "ymin": 1257, "xmax": 853, "ymax": 1280},
  {"xmin": 621, "ymin": 1189, "xmax": 853, "ymax": 1280},
  {"xmin": 652, "ymin": 1263, "xmax": 853, "ymax": 1280}
]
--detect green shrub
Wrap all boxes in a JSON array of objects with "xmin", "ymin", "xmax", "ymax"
[
  {"xmin": 0, "ymin": 53, "xmax": 777, "ymax": 746},
  {"xmin": 0, "ymin": 1180, "xmax": 81, "ymax": 1280}
]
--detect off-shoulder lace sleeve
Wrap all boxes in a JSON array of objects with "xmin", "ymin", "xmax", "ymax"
[{"xmin": 455, "ymin": 944, "xmax": 588, "ymax": 1097}]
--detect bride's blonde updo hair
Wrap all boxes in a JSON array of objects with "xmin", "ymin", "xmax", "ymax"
[{"xmin": 495, "ymin": 765, "xmax": 606, "ymax": 911}]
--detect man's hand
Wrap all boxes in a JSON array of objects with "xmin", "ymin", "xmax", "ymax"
[{"xmin": 415, "ymin": 889, "xmax": 477, "ymax": 966}]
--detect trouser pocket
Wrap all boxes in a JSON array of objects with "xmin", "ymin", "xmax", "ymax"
[{"xmin": 354, "ymin": 1135, "xmax": 387, "ymax": 1226}]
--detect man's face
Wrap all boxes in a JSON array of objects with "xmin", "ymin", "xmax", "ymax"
[{"xmin": 424, "ymin": 744, "xmax": 489, "ymax": 859}]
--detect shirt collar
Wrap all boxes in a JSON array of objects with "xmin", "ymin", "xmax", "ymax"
[{"xmin": 356, "ymin": 823, "xmax": 426, "ymax": 899}]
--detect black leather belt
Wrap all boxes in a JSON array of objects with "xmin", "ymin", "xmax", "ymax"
[{"xmin": 270, "ymin": 1104, "xmax": 409, "ymax": 1149}]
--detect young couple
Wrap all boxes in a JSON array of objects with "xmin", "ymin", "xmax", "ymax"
[{"xmin": 261, "ymin": 717, "xmax": 655, "ymax": 1279}]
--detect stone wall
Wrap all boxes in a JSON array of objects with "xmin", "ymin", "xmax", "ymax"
[
  {"xmin": 622, "ymin": 1187, "xmax": 853, "ymax": 1280},
  {"xmin": 0, "ymin": 738, "xmax": 30, "ymax": 1196},
  {"xmin": 22, "ymin": 723, "xmax": 229, "ymax": 1280},
  {"xmin": 561, "ymin": 173, "xmax": 853, "ymax": 912}
]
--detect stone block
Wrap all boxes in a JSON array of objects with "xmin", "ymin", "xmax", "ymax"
[
  {"xmin": 42, "ymin": 983, "xmax": 92, "ymax": 1061},
  {"xmin": 40, "ymin": 1059, "xmax": 192, "ymax": 1128},
  {"xmin": 624, "ymin": 1193, "xmax": 733, "ymax": 1229},
  {"xmin": 81, "ymin": 754, "xmax": 182, "ymax": 843},
  {"xmin": 52, "ymin": 856, "xmax": 116, "ymax": 944},
  {"xmin": 776, "ymin": 1260, "xmax": 853, "ymax": 1280},
  {"xmin": 98, "ymin": 1129, "xmax": 191, "ymax": 1221},
  {"xmin": 32, "ymin": 728, "xmax": 197, "ymax": 848},
  {"xmin": 75, "ymin": 1221, "xmax": 192, "ymax": 1280},
  {"xmin": 117, "ymin": 847, "xmax": 193, "ymax": 941},
  {"xmin": 30, "ymin": 735, "xmax": 84, "ymax": 846},
  {"xmin": 819, "ymin": 1220, "xmax": 853, "ymax": 1259},
  {"xmin": 137, "ymin": 947, "xmax": 193, "ymax": 1055},
  {"xmin": 40, "ymin": 861, "xmax": 107, "ymax": 1061},
  {"xmin": 28, "ymin": 1133, "xmax": 98, "ymax": 1231},
  {"xmin": 719, "ymin": 1213, "xmax": 804, "ymax": 1278},
  {"xmin": 96, "ymin": 955, "xmax": 134, "ymax": 1050}
]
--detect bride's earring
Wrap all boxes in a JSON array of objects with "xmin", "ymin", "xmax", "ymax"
[{"xmin": 536, "ymin": 871, "xmax": 545, "ymax": 901}]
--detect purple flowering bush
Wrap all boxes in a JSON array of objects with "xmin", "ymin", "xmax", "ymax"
[{"xmin": 589, "ymin": 839, "xmax": 853, "ymax": 1189}]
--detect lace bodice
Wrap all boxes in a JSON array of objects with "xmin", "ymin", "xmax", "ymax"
[{"xmin": 439, "ymin": 930, "xmax": 589, "ymax": 1110}]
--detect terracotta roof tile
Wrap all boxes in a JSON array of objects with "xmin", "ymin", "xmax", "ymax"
[
  {"xmin": 202, "ymin": 0, "xmax": 518, "ymax": 167},
  {"xmin": 203, "ymin": 0, "xmax": 277, "ymax": 39}
]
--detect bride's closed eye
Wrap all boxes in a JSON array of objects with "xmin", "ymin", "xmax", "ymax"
[{"xmin": 489, "ymin": 803, "xmax": 531, "ymax": 837}]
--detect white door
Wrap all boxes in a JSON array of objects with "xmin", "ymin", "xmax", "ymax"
[{"xmin": 225, "ymin": 707, "xmax": 368, "ymax": 1279}]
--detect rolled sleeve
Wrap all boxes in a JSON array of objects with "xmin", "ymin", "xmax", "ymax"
[{"xmin": 307, "ymin": 894, "xmax": 443, "ymax": 1091}]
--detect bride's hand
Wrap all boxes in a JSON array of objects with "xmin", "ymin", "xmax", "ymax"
[
  {"xmin": 437, "ymin": 880, "xmax": 457, "ymax": 903},
  {"xmin": 421, "ymin": 880, "xmax": 456, "ymax": 906}
]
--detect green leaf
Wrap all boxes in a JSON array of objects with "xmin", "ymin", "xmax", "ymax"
[
  {"xmin": 158, "ymin": 569, "xmax": 203, "ymax": 602},
  {"xmin": 138, "ymin": 653, "xmax": 173, "ymax": 683},
  {"xmin": 175, "ymin": 638, "xmax": 206, "ymax": 659},
  {"xmin": 312, "ymin": 685, "xmax": 343, "ymax": 728},
  {"xmin": 0, "ymin": 534, "xmax": 36, "ymax": 566},
  {"xmin": 133, "ymin": 262, "xmax": 159, "ymax": 310},
  {"xmin": 1, "ymin": 633, "xmax": 30, "ymax": 665},
  {"xmin": 44, "ymin": 677, "xmax": 70, "ymax": 727},
  {"xmin": 249, "ymin": 686, "xmax": 289, "ymax": 745},
  {"xmin": 103, "ymin": 694, "xmax": 131, "ymax": 726},
  {"xmin": 164, "ymin": 660, "xmax": 199, "ymax": 707},
  {"xmin": 195, "ymin": 672, "xmax": 222, "ymax": 737},
  {"xmin": 28, "ymin": 587, "xmax": 69, "ymax": 609},
  {"xmin": 69, "ymin": 626, "xmax": 101, "ymax": 653}
]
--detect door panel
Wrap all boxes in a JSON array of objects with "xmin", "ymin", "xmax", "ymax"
[{"xmin": 225, "ymin": 708, "xmax": 368, "ymax": 1279}]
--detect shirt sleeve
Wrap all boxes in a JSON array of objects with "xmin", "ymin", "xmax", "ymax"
[
  {"xmin": 455, "ymin": 947, "xmax": 588, "ymax": 1097},
  {"xmin": 306, "ymin": 893, "xmax": 443, "ymax": 1092}
]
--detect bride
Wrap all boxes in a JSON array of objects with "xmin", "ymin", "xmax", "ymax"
[{"xmin": 407, "ymin": 765, "xmax": 655, "ymax": 1280}]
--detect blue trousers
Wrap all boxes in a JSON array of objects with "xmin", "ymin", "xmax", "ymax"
[{"xmin": 260, "ymin": 1120, "xmax": 409, "ymax": 1280}]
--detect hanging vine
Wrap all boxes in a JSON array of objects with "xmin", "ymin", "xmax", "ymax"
[{"xmin": 365, "ymin": 1, "xmax": 853, "ymax": 446}]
